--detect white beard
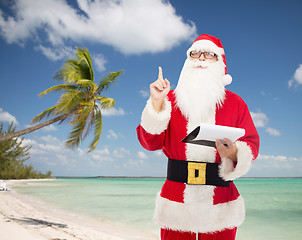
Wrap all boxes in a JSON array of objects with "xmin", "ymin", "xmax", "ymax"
[{"xmin": 174, "ymin": 58, "xmax": 226, "ymax": 123}]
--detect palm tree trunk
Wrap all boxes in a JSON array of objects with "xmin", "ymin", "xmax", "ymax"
[{"xmin": 0, "ymin": 113, "xmax": 70, "ymax": 143}]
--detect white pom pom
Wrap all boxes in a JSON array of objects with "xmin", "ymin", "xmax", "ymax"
[{"xmin": 223, "ymin": 74, "xmax": 232, "ymax": 86}]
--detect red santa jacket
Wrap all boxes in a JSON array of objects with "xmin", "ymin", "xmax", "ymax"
[{"xmin": 137, "ymin": 89, "xmax": 259, "ymax": 233}]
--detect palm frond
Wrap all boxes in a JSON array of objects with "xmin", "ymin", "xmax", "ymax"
[
  {"xmin": 83, "ymin": 105, "xmax": 96, "ymax": 140},
  {"xmin": 65, "ymin": 104, "xmax": 94, "ymax": 148},
  {"xmin": 31, "ymin": 106, "xmax": 57, "ymax": 124},
  {"xmin": 97, "ymin": 70, "xmax": 123, "ymax": 94},
  {"xmin": 99, "ymin": 97, "xmax": 115, "ymax": 110},
  {"xmin": 79, "ymin": 101, "xmax": 94, "ymax": 107},
  {"xmin": 69, "ymin": 103, "xmax": 94, "ymax": 125},
  {"xmin": 75, "ymin": 79, "xmax": 96, "ymax": 92},
  {"xmin": 38, "ymin": 84, "xmax": 78, "ymax": 97},
  {"xmin": 75, "ymin": 47, "xmax": 94, "ymax": 82},
  {"xmin": 54, "ymin": 48, "xmax": 94, "ymax": 84},
  {"xmin": 56, "ymin": 90, "xmax": 84, "ymax": 114},
  {"xmin": 65, "ymin": 119, "xmax": 86, "ymax": 148},
  {"xmin": 88, "ymin": 109, "xmax": 102, "ymax": 152},
  {"xmin": 54, "ymin": 60, "xmax": 83, "ymax": 83}
]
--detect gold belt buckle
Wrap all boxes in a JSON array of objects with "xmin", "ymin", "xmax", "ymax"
[{"xmin": 187, "ymin": 162, "xmax": 207, "ymax": 185}]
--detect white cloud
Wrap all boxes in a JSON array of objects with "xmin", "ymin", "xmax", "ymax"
[
  {"xmin": 55, "ymin": 153, "xmax": 69, "ymax": 165},
  {"xmin": 93, "ymin": 54, "xmax": 107, "ymax": 72},
  {"xmin": 251, "ymin": 111, "xmax": 281, "ymax": 137},
  {"xmin": 154, "ymin": 151, "xmax": 163, "ymax": 156},
  {"xmin": 113, "ymin": 148, "xmax": 130, "ymax": 158},
  {"xmin": 91, "ymin": 147, "xmax": 114, "ymax": 163},
  {"xmin": 19, "ymin": 134, "xmax": 167, "ymax": 176},
  {"xmin": 106, "ymin": 129, "xmax": 124, "ymax": 140},
  {"xmin": 260, "ymin": 91, "xmax": 278, "ymax": 101},
  {"xmin": 258, "ymin": 154, "xmax": 287, "ymax": 162},
  {"xmin": 0, "ymin": 108, "xmax": 18, "ymax": 124},
  {"xmin": 246, "ymin": 154, "xmax": 302, "ymax": 177},
  {"xmin": 288, "ymin": 64, "xmax": 302, "ymax": 88},
  {"xmin": 22, "ymin": 136, "xmax": 63, "ymax": 155},
  {"xmin": 93, "ymin": 148, "xmax": 111, "ymax": 156},
  {"xmin": 89, "ymin": 147, "xmax": 131, "ymax": 166},
  {"xmin": 102, "ymin": 107, "xmax": 125, "ymax": 116},
  {"xmin": 35, "ymin": 45, "xmax": 75, "ymax": 61},
  {"xmin": 106, "ymin": 129, "xmax": 118, "ymax": 139},
  {"xmin": 24, "ymin": 134, "xmax": 116, "ymax": 168},
  {"xmin": 0, "ymin": 0, "xmax": 196, "ymax": 60},
  {"xmin": 39, "ymin": 134, "xmax": 60, "ymax": 143},
  {"xmin": 125, "ymin": 159, "xmax": 144, "ymax": 167},
  {"xmin": 42, "ymin": 125, "xmax": 58, "ymax": 132},
  {"xmin": 251, "ymin": 111, "xmax": 269, "ymax": 128},
  {"xmin": 257, "ymin": 154, "xmax": 301, "ymax": 170},
  {"xmin": 139, "ymin": 90, "xmax": 149, "ymax": 98},
  {"xmin": 265, "ymin": 127, "xmax": 281, "ymax": 136},
  {"xmin": 137, "ymin": 151, "xmax": 148, "ymax": 159}
]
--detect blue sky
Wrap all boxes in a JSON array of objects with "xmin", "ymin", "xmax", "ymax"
[{"xmin": 0, "ymin": 0, "xmax": 302, "ymax": 177}]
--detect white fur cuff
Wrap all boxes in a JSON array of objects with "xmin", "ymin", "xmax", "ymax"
[
  {"xmin": 140, "ymin": 98, "xmax": 172, "ymax": 135},
  {"xmin": 219, "ymin": 141, "xmax": 253, "ymax": 181}
]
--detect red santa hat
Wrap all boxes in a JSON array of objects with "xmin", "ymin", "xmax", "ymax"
[{"xmin": 187, "ymin": 34, "xmax": 232, "ymax": 86}]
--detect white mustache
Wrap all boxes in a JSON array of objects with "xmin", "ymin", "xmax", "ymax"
[
  {"xmin": 190, "ymin": 60, "xmax": 210, "ymax": 68},
  {"xmin": 199, "ymin": 61, "xmax": 210, "ymax": 68}
]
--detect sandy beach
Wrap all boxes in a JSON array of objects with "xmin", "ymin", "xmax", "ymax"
[{"xmin": 0, "ymin": 180, "xmax": 157, "ymax": 240}]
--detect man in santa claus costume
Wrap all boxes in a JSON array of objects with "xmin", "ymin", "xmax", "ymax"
[{"xmin": 136, "ymin": 34, "xmax": 259, "ymax": 240}]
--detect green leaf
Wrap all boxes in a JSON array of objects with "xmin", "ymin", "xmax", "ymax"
[
  {"xmin": 31, "ymin": 106, "xmax": 57, "ymax": 124},
  {"xmin": 38, "ymin": 84, "xmax": 78, "ymax": 97},
  {"xmin": 65, "ymin": 118, "xmax": 86, "ymax": 148},
  {"xmin": 97, "ymin": 70, "xmax": 123, "ymax": 94},
  {"xmin": 56, "ymin": 90, "xmax": 84, "ymax": 113},
  {"xmin": 54, "ymin": 60, "xmax": 82, "ymax": 83},
  {"xmin": 99, "ymin": 97, "xmax": 115, "ymax": 110},
  {"xmin": 75, "ymin": 47, "xmax": 94, "ymax": 81},
  {"xmin": 75, "ymin": 79, "xmax": 96, "ymax": 92},
  {"xmin": 88, "ymin": 110, "xmax": 102, "ymax": 152}
]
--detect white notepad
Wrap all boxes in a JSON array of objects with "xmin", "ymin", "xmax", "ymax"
[{"xmin": 182, "ymin": 123, "xmax": 245, "ymax": 147}]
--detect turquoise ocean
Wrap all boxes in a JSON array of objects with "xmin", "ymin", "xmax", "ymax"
[{"xmin": 12, "ymin": 178, "xmax": 302, "ymax": 240}]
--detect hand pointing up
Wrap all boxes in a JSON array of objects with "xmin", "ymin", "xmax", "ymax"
[{"xmin": 150, "ymin": 67, "xmax": 170, "ymax": 112}]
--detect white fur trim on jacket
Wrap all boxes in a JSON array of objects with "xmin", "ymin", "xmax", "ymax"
[
  {"xmin": 219, "ymin": 141, "xmax": 253, "ymax": 181},
  {"xmin": 140, "ymin": 97, "xmax": 172, "ymax": 135},
  {"xmin": 154, "ymin": 193, "xmax": 245, "ymax": 233}
]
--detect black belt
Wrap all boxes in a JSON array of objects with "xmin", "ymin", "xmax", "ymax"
[{"xmin": 167, "ymin": 159, "xmax": 232, "ymax": 187}]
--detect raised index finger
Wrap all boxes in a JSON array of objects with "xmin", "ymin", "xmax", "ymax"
[{"xmin": 158, "ymin": 66, "xmax": 164, "ymax": 80}]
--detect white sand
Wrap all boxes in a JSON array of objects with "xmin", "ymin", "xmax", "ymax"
[{"xmin": 0, "ymin": 180, "xmax": 158, "ymax": 240}]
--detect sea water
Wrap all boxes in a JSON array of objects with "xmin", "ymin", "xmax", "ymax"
[{"xmin": 12, "ymin": 178, "xmax": 302, "ymax": 240}]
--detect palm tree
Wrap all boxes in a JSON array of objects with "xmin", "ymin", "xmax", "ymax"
[{"xmin": 0, "ymin": 47, "xmax": 122, "ymax": 152}]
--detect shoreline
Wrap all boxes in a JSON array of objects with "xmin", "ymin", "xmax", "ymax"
[{"xmin": 0, "ymin": 179, "xmax": 157, "ymax": 240}]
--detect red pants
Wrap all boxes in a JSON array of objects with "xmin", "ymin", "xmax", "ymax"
[{"xmin": 161, "ymin": 228, "xmax": 237, "ymax": 240}]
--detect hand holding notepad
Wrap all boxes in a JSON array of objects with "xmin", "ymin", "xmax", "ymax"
[{"xmin": 181, "ymin": 124, "xmax": 245, "ymax": 147}]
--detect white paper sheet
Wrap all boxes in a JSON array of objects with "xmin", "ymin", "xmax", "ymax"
[
  {"xmin": 196, "ymin": 124, "xmax": 245, "ymax": 142},
  {"xmin": 182, "ymin": 123, "xmax": 245, "ymax": 147}
]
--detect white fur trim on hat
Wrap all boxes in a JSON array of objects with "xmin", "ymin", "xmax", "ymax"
[
  {"xmin": 154, "ymin": 192, "xmax": 245, "ymax": 233},
  {"xmin": 140, "ymin": 97, "xmax": 172, "ymax": 135},
  {"xmin": 187, "ymin": 40, "xmax": 225, "ymax": 58},
  {"xmin": 219, "ymin": 141, "xmax": 253, "ymax": 181}
]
